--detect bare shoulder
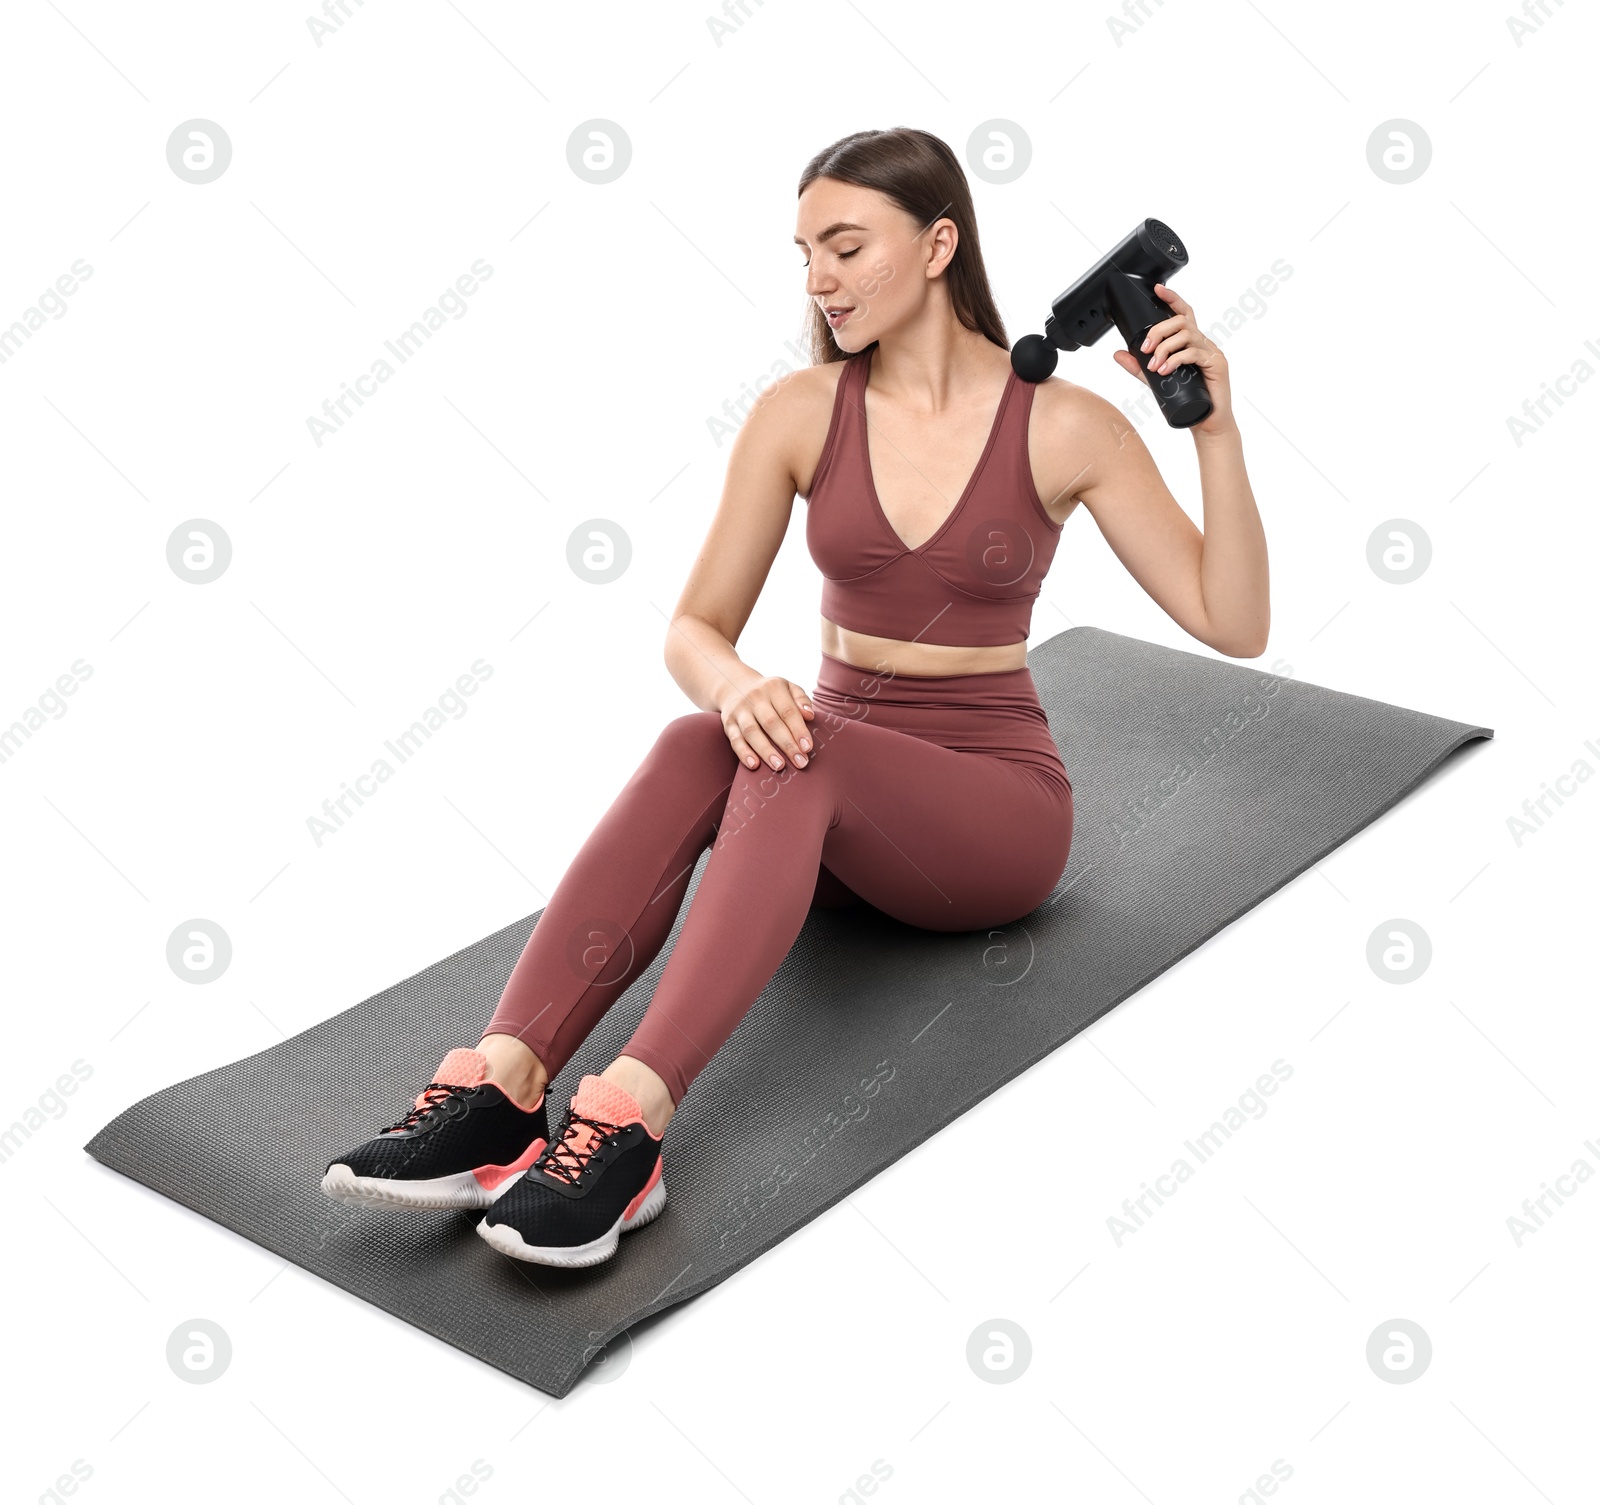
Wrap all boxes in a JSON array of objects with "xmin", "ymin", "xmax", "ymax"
[
  {"xmin": 1030, "ymin": 373, "xmax": 1130, "ymax": 452},
  {"xmin": 1027, "ymin": 373, "xmax": 1145, "ymax": 519},
  {"xmin": 724, "ymin": 360, "xmax": 846, "ymax": 501}
]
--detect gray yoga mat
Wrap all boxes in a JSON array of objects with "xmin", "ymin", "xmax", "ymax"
[{"xmin": 84, "ymin": 625, "xmax": 1492, "ymax": 1398}]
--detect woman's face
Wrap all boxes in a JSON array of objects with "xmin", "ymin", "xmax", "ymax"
[{"xmin": 794, "ymin": 177, "xmax": 953, "ymax": 351}]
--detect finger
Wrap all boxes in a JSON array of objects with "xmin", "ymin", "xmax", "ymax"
[
  {"xmin": 1153, "ymin": 282, "xmax": 1193, "ymax": 317},
  {"xmin": 729, "ymin": 706, "xmax": 784, "ymax": 770},
  {"xmin": 785, "ymin": 681, "xmax": 818, "ymax": 740},
  {"xmin": 757, "ymin": 697, "xmax": 809, "ymax": 766},
  {"xmin": 1148, "ymin": 328, "xmax": 1195, "ymax": 367},
  {"xmin": 1139, "ymin": 316, "xmax": 1184, "ymax": 354},
  {"xmin": 724, "ymin": 724, "xmax": 762, "ymax": 770},
  {"xmin": 1152, "ymin": 347, "xmax": 1205, "ymax": 376},
  {"xmin": 774, "ymin": 684, "xmax": 815, "ymax": 756},
  {"xmin": 1113, "ymin": 349, "xmax": 1148, "ymax": 380},
  {"xmin": 757, "ymin": 684, "xmax": 810, "ymax": 762},
  {"xmin": 731, "ymin": 710, "xmax": 785, "ymax": 772}
]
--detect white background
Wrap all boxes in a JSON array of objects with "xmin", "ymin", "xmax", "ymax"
[{"xmin": 3, "ymin": 0, "xmax": 1595, "ymax": 1501}]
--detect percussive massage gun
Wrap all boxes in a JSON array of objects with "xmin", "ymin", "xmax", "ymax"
[{"xmin": 1010, "ymin": 217, "xmax": 1213, "ymax": 429}]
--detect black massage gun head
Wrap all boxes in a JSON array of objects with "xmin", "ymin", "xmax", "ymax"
[
  {"xmin": 1011, "ymin": 218, "xmax": 1191, "ymax": 380},
  {"xmin": 1011, "ymin": 332, "xmax": 1059, "ymax": 382}
]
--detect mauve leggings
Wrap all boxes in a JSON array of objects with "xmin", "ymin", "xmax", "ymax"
[{"xmin": 483, "ymin": 649, "xmax": 1074, "ymax": 1105}]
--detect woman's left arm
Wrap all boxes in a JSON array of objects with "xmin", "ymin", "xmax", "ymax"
[{"xmin": 1042, "ymin": 282, "xmax": 1270, "ymax": 658}]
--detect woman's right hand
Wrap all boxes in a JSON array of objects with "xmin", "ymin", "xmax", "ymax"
[{"xmin": 717, "ymin": 672, "xmax": 816, "ymax": 771}]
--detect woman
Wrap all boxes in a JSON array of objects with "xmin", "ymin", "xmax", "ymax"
[{"xmin": 321, "ymin": 127, "xmax": 1269, "ymax": 1268}]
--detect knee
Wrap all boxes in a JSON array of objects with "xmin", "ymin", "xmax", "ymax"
[
  {"xmin": 1005, "ymin": 812, "xmax": 1073, "ymax": 922},
  {"xmin": 650, "ymin": 710, "xmax": 733, "ymax": 768},
  {"xmin": 719, "ymin": 754, "xmax": 838, "ymax": 845}
]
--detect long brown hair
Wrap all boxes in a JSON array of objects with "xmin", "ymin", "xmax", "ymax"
[{"xmin": 797, "ymin": 128, "xmax": 1009, "ymax": 366}]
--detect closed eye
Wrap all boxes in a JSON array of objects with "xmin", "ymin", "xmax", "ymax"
[{"xmin": 801, "ymin": 248, "xmax": 861, "ymax": 268}]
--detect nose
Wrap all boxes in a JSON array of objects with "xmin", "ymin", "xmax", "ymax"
[{"xmin": 805, "ymin": 262, "xmax": 834, "ymax": 300}]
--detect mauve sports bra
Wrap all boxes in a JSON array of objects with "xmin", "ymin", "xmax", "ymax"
[{"xmin": 803, "ymin": 344, "xmax": 1064, "ymax": 648}]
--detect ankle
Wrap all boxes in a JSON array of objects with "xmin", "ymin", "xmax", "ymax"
[
  {"xmin": 475, "ymin": 1033, "xmax": 548, "ymax": 1109},
  {"xmin": 602, "ymin": 1056, "xmax": 676, "ymax": 1138}
]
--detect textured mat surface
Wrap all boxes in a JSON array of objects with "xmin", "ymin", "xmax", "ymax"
[{"xmin": 85, "ymin": 626, "xmax": 1492, "ymax": 1397}]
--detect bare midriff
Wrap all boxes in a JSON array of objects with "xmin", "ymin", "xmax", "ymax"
[{"xmin": 819, "ymin": 618, "xmax": 1028, "ymax": 678}]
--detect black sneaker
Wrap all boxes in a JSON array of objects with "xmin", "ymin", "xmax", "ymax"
[
  {"xmin": 321, "ymin": 1047, "xmax": 550, "ymax": 1210},
  {"xmin": 476, "ymin": 1073, "xmax": 666, "ymax": 1267}
]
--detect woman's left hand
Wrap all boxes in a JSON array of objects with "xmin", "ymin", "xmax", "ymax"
[{"xmin": 1110, "ymin": 282, "xmax": 1235, "ymax": 436}]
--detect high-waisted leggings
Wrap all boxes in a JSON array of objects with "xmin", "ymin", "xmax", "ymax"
[{"xmin": 483, "ymin": 649, "xmax": 1074, "ymax": 1105}]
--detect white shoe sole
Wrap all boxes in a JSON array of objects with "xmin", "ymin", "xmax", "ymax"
[
  {"xmin": 475, "ymin": 1174, "xmax": 667, "ymax": 1267},
  {"xmin": 321, "ymin": 1161, "xmax": 528, "ymax": 1210}
]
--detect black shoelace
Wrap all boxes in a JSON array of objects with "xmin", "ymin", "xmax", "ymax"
[
  {"xmin": 538, "ymin": 1110, "xmax": 624, "ymax": 1186},
  {"xmin": 382, "ymin": 1080, "xmax": 473, "ymax": 1135}
]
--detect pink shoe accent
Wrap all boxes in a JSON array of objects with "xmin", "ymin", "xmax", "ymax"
[
  {"xmin": 418, "ymin": 1047, "xmax": 490, "ymax": 1104},
  {"xmin": 474, "ymin": 1135, "xmax": 548, "ymax": 1191},
  {"xmin": 543, "ymin": 1074, "xmax": 659, "ymax": 1176},
  {"xmin": 417, "ymin": 1046, "xmax": 545, "ymax": 1114},
  {"xmin": 391, "ymin": 1047, "xmax": 492, "ymax": 1124},
  {"xmin": 572, "ymin": 1073, "xmax": 647, "ymax": 1126},
  {"xmin": 493, "ymin": 1078, "xmax": 545, "ymax": 1113}
]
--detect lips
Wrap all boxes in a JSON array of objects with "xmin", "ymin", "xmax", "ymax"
[{"xmin": 825, "ymin": 306, "xmax": 854, "ymax": 325}]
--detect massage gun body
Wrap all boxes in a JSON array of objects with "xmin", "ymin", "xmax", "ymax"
[{"xmin": 1014, "ymin": 217, "xmax": 1213, "ymax": 429}]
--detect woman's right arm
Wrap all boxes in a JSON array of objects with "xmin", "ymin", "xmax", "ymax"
[{"xmin": 663, "ymin": 368, "xmax": 824, "ymax": 773}]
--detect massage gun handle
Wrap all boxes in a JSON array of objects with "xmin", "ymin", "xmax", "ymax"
[
  {"xmin": 1131, "ymin": 333, "xmax": 1213, "ymax": 429},
  {"xmin": 1105, "ymin": 273, "xmax": 1213, "ymax": 430}
]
